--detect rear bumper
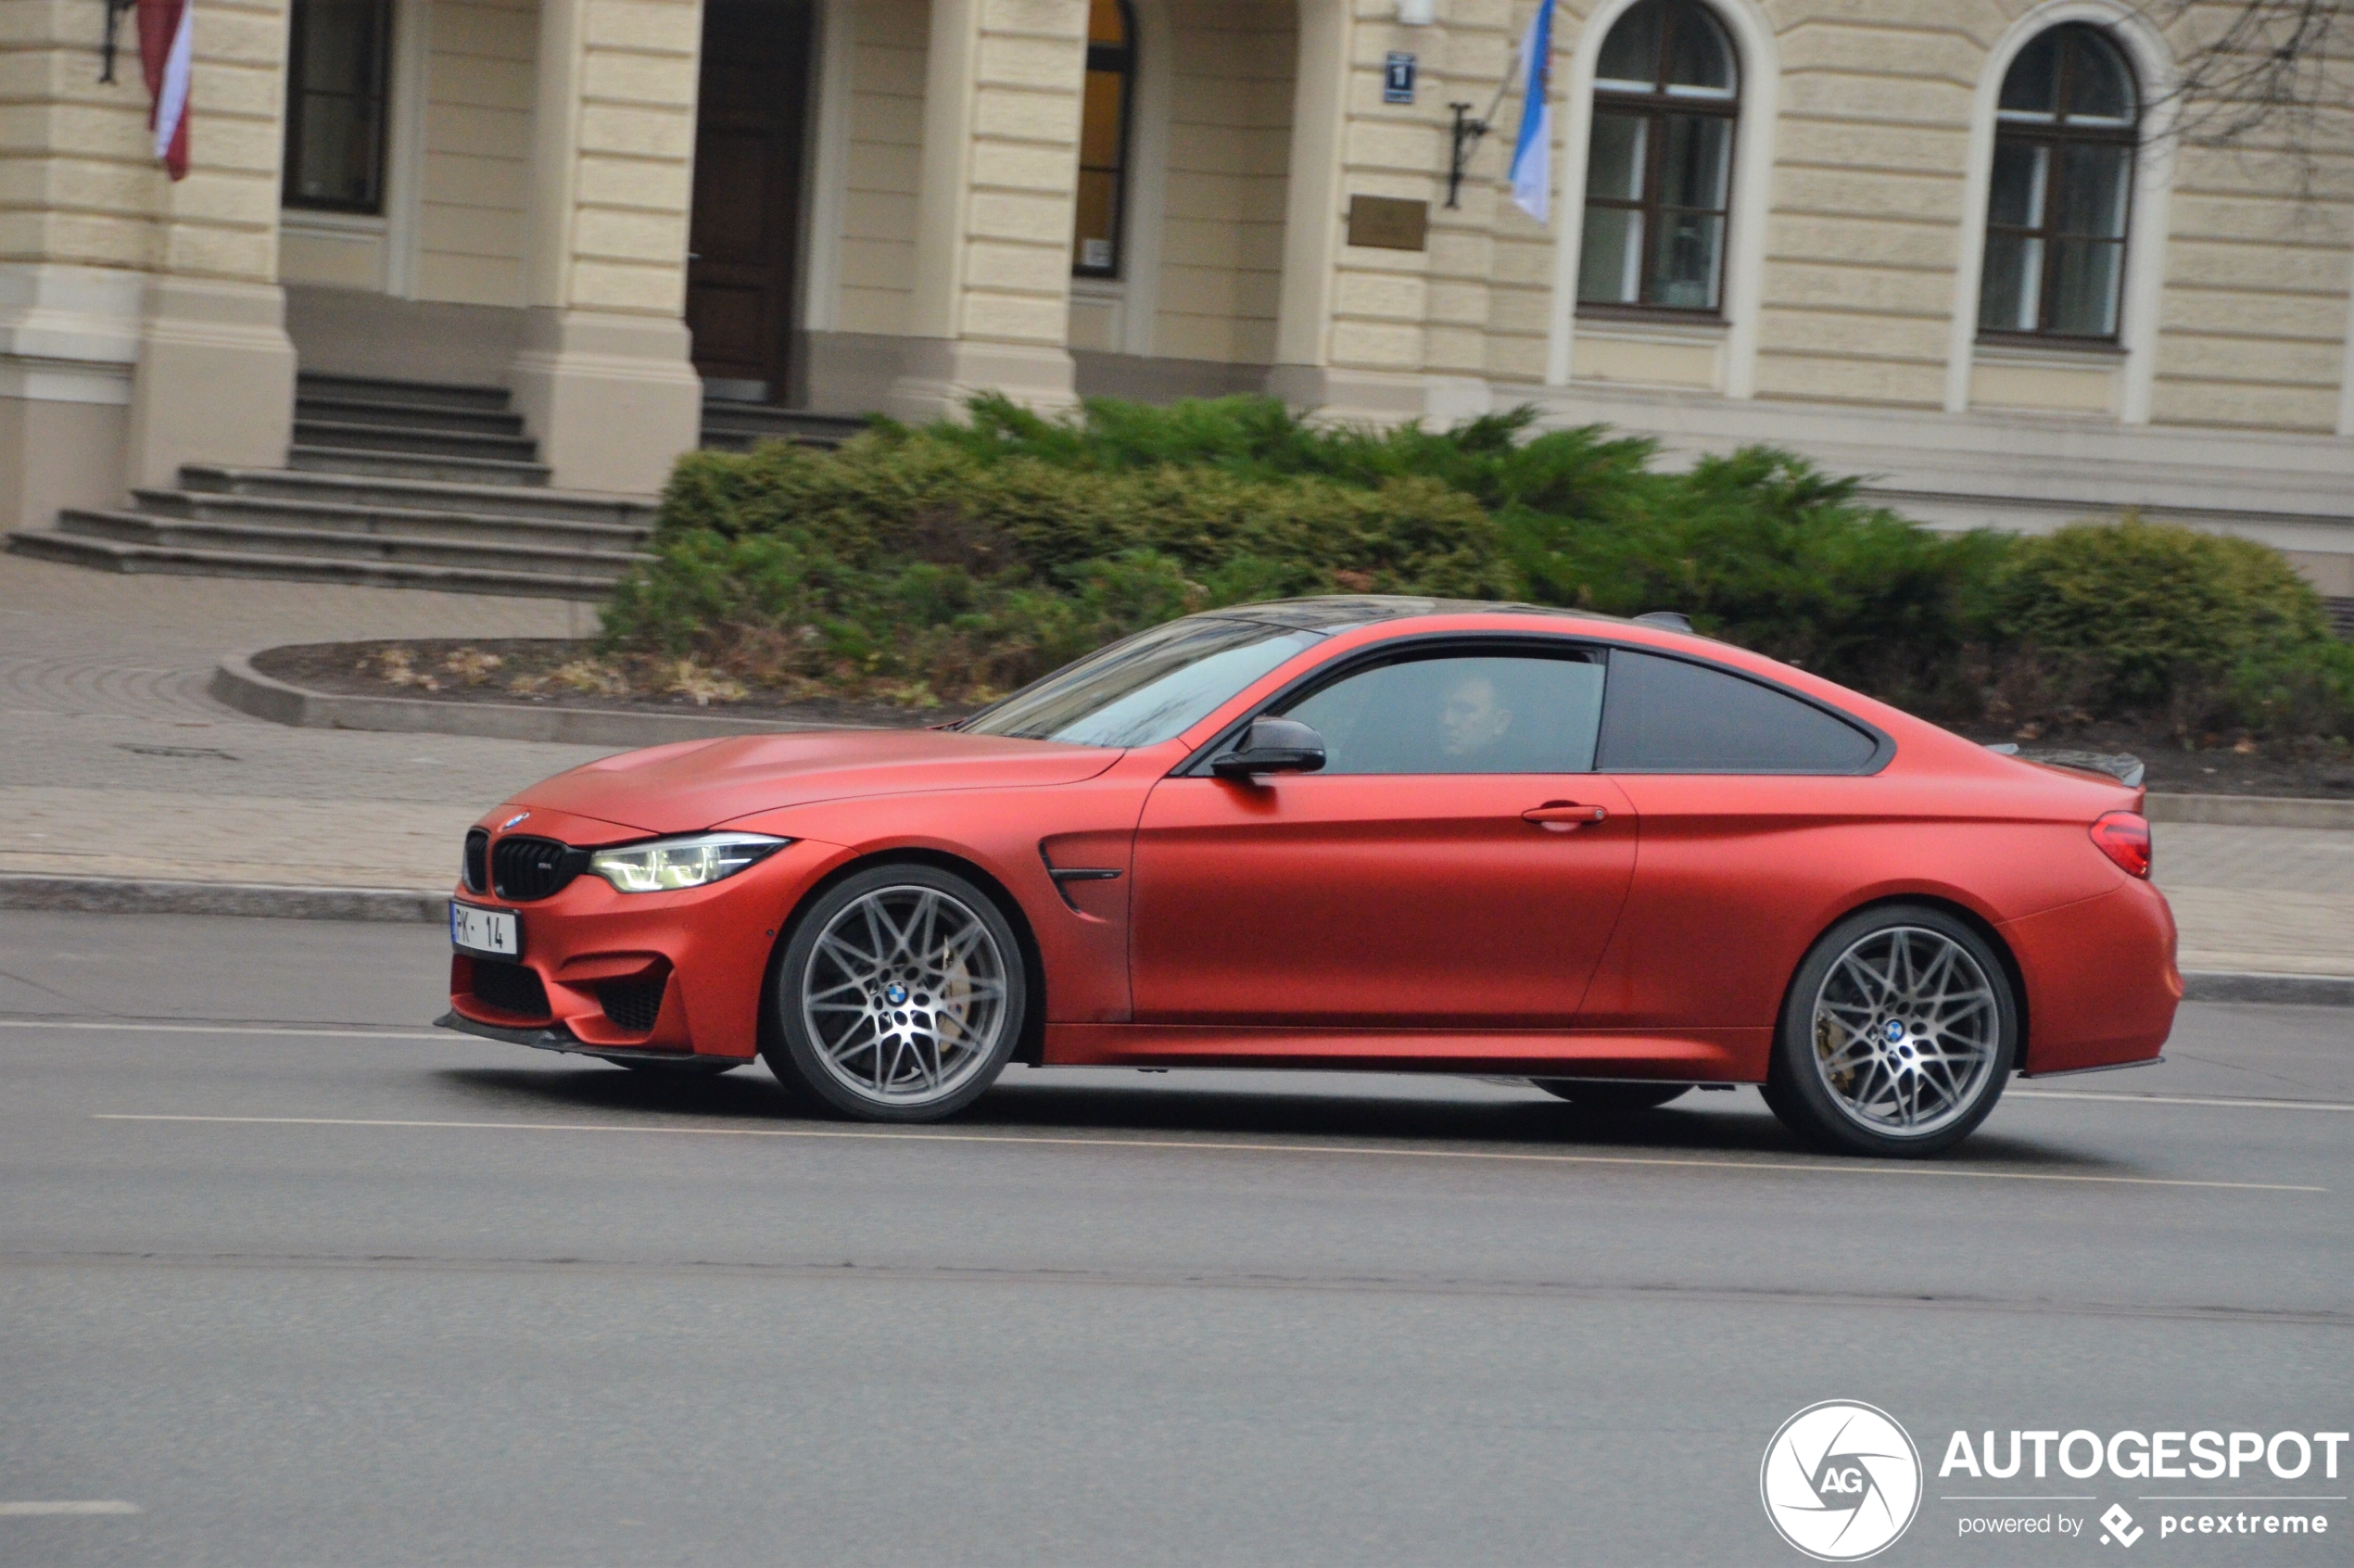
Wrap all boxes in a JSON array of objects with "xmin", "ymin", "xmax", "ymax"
[
  {"xmin": 444, "ymin": 839, "xmax": 838, "ymax": 1058},
  {"xmin": 2002, "ymin": 877, "xmax": 2181, "ymax": 1075}
]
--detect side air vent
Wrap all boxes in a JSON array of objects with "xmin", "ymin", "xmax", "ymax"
[
  {"xmin": 598, "ymin": 978, "xmax": 666, "ymax": 1033},
  {"xmin": 462, "ymin": 828, "xmax": 489, "ymax": 893},
  {"xmin": 490, "ymin": 835, "xmax": 585, "ymax": 901}
]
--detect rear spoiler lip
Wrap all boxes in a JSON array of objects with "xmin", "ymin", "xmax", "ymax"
[{"xmin": 1984, "ymin": 742, "xmax": 2146, "ymax": 791}]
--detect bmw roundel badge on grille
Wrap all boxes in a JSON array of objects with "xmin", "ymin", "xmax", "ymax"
[{"xmin": 500, "ymin": 813, "xmax": 530, "ymax": 831}]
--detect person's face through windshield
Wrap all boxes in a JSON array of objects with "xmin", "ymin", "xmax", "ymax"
[{"xmin": 1438, "ymin": 672, "xmax": 1513, "ymax": 758}]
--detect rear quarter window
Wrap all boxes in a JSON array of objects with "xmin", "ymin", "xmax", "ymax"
[{"xmin": 1594, "ymin": 649, "xmax": 1880, "ymax": 774}]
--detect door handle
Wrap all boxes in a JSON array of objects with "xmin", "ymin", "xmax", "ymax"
[{"xmin": 1521, "ymin": 802, "xmax": 1607, "ymax": 830}]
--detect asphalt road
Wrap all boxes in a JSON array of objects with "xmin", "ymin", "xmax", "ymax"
[{"xmin": 2, "ymin": 911, "xmax": 2348, "ymax": 1567}]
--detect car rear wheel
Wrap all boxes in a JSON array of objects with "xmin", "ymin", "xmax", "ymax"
[
  {"xmin": 1766, "ymin": 904, "xmax": 2016, "ymax": 1158},
  {"xmin": 1528, "ymin": 1081, "xmax": 1690, "ymax": 1112},
  {"xmin": 766, "ymin": 864, "xmax": 1026, "ymax": 1122}
]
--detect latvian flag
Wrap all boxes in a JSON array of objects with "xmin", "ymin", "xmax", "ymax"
[{"xmin": 137, "ymin": 0, "xmax": 194, "ymax": 180}]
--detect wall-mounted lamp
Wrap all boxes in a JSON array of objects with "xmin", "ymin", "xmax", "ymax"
[
  {"xmin": 1397, "ymin": 0, "xmax": 1436, "ymax": 25},
  {"xmin": 98, "ymin": 0, "xmax": 137, "ymax": 82}
]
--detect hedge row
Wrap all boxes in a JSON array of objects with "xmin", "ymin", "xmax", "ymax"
[{"xmin": 599, "ymin": 395, "xmax": 2353, "ymax": 739}]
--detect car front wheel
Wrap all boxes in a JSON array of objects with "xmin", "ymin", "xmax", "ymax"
[
  {"xmin": 766, "ymin": 863, "xmax": 1027, "ymax": 1122},
  {"xmin": 1766, "ymin": 904, "xmax": 2017, "ymax": 1158}
]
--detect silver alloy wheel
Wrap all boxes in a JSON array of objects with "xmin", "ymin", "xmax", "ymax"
[
  {"xmin": 1808, "ymin": 925, "xmax": 2002, "ymax": 1138},
  {"xmin": 799, "ymin": 883, "xmax": 1011, "ymax": 1107}
]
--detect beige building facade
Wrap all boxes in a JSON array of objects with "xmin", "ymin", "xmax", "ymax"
[{"xmin": 5, "ymin": 0, "xmax": 2353, "ymax": 596}]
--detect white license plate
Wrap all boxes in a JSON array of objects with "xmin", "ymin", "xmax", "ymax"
[{"xmin": 449, "ymin": 902, "xmax": 520, "ymax": 957}]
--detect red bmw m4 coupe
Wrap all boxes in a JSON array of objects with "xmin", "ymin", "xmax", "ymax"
[{"xmin": 438, "ymin": 597, "xmax": 2178, "ymax": 1157}]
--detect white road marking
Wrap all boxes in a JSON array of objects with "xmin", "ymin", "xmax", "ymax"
[
  {"xmin": 0, "ymin": 1019, "xmax": 446, "ymax": 1041},
  {"xmin": 90, "ymin": 1114, "xmax": 2325, "ymax": 1192},
  {"xmin": 0, "ymin": 1501, "xmax": 141, "ymax": 1516},
  {"xmin": 2014, "ymin": 1089, "xmax": 2354, "ymax": 1113}
]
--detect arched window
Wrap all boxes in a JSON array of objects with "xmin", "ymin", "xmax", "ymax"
[
  {"xmin": 1979, "ymin": 24, "xmax": 2139, "ymax": 339},
  {"xmin": 1577, "ymin": 0, "xmax": 1739, "ymax": 313},
  {"xmin": 1072, "ymin": 0, "xmax": 1136, "ymax": 278}
]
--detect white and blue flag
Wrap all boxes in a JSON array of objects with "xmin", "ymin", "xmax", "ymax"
[{"xmin": 1507, "ymin": 0, "xmax": 1555, "ymax": 222}]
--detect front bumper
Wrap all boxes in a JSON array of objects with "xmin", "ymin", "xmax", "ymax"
[{"xmin": 445, "ymin": 837, "xmax": 837, "ymax": 1059}]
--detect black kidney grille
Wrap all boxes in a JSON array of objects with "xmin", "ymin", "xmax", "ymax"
[
  {"xmin": 491, "ymin": 835, "xmax": 582, "ymax": 901},
  {"xmin": 468, "ymin": 959, "xmax": 550, "ymax": 1019},
  {"xmin": 462, "ymin": 828, "xmax": 489, "ymax": 893},
  {"xmin": 599, "ymin": 978, "xmax": 666, "ymax": 1033}
]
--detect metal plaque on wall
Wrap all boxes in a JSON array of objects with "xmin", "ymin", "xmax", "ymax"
[{"xmin": 1346, "ymin": 196, "xmax": 1429, "ymax": 252}]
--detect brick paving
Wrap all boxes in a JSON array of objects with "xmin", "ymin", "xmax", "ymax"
[
  {"xmin": 2, "ymin": 550, "xmax": 2348, "ymax": 975},
  {"xmin": 0, "ymin": 552, "xmax": 610, "ymax": 887}
]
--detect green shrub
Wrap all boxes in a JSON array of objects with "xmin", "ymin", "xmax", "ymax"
[
  {"xmin": 601, "ymin": 395, "xmax": 2348, "ymax": 739},
  {"xmin": 601, "ymin": 426, "xmax": 1506, "ymax": 701},
  {"xmin": 1992, "ymin": 517, "xmax": 2334, "ymax": 713}
]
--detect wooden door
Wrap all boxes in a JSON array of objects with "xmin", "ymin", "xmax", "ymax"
[{"xmin": 688, "ymin": 0, "xmax": 811, "ymax": 401}]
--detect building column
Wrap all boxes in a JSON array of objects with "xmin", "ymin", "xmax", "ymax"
[
  {"xmin": 3, "ymin": 0, "xmax": 297, "ymax": 528},
  {"xmin": 1268, "ymin": 0, "xmax": 1459, "ymax": 423},
  {"xmin": 507, "ymin": 0, "xmax": 705, "ymax": 495},
  {"xmin": 884, "ymin": 0, "xmax": 1089, "ymax": 422}
]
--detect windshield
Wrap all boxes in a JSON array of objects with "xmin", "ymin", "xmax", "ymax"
[{"xmin": 958, "ymin": 617, "xmax": 1323, "ymax": 748}]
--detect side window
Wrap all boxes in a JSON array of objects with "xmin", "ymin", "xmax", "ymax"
[
  {"xmin": 1594, "ymin": 650, "xmax": 1878, "ymax": 773},
  {"xmin": 1277, "ymin": 652, "xmax": 1606, "ymax": 775}
]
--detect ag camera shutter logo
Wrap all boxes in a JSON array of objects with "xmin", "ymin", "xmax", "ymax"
[{"xmin": 1761, "ymin": 1400, "xmax": 1923, "ymax": 1561}]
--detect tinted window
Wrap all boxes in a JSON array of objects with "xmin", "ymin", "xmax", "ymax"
[
  {"xmin": 959, "ymin": 617, "xmax": 1322, "ymax": 748},
  {"xmin": 1277, "ymin": 652, "xmax": 1606, "ymax": 775},
  {"xmin": 1594, "ymin": 650, "xmax": 1877, "ymax": 773}
]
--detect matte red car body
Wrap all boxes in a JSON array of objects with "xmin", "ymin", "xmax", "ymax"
[{"xmin": 448, "ymin": 610, "xmax": 2179, "ymax": 1082}]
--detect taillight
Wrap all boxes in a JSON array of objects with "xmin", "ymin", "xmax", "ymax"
[{"xmin": 2090, "ymin": 812, "xmax": 2152, "ymax": 879}]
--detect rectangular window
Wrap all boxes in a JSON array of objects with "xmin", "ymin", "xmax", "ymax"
[
  {"xmin": 1070, "ymin": 0, "xmax": 1133, "ymax": 278},
  {"xmin": 283, "ymin": 0, "xmax": 392, "ymax": 213}
]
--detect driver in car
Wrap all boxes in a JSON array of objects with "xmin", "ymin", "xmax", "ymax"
[{"xmin": 1438, "ymin": 671, "xmax": 1515, "ymax": 763}]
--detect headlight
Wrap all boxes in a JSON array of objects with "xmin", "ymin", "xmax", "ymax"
[{"xmin": 588, "ymin": 832, "xmax": 790, "ymax": 893}]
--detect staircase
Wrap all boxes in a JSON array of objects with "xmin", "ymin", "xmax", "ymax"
[
  {"xmin": 6, "ymin": 375, "xmax": 655, "ymax": 600},
  {"xmin": 699, "ymin": 400, "xmax": 869, "ymax": 453},
  {"xmin": 7, "ymin": 376, "xmax": 878, "ymax": 598}
]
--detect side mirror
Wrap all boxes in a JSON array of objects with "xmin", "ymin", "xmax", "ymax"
[{"xmin": 1210, "ymin": 715, "xmax": 1326, "ymax": 780}]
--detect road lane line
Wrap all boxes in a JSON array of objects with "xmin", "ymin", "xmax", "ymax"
[
  {"xmin": 0, "ymin": 1019, "xmax": 447, "ymax": 1041},
  {"xmin": 2014, "ymin": 1089, "xmax": 2354, "ymax": 1112},
  {"xmin": 0, "ymin": 1502, "xmax": 141, "ymax": 1516},
  {"xmin": 89, "ymin": 1114, "xmax": 2326, "ymax": 1192}
]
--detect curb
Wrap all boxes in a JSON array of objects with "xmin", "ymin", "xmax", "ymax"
[
  {"xmin": 2179, "ymin": 969, "xmax": 2354, "ymax": 1006},
  {"xmin": 2145, "ymin": 794, "xmax": 2354, "ymax": 830},
  {"xmin": 6, "ymin": 874, "xmax": 2352, "ymax": 1005},
  {"xmin": 0, "ymin": 874, "xmax": 447, "ymax": 924},
  {"xmin": 209, "ymin": 652, "xmax": 842, "ymax": 747}
]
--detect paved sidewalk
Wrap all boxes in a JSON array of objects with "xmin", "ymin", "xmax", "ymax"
[
  {"xmin": 4, "ymin": 551, "xmax": 2350, "ymax": 977},
  {"xmin": 1, "ymin": 553, "xmax": 608, "ymax": 888}
]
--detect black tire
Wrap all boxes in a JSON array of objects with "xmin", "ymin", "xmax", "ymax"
[
  {"xmin": 1766, "ymin": 903, "xmax": 2018, "ymax": 1158},
  {"xmin": 1529, "ymin": 1081, "xmax": 1691, "ymax": 1112},
  {"xmin": 763, "ymin": 862, "xmax": 1027, "ymax": 1123},
  {"xmin": 613, "ymin": 1056, "xmax": 740, "ymax": 1076}
]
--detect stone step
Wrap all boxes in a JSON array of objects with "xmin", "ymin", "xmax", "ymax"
[
  {"xmin": 54, "ymin": 510, "xmax": 650, "ymax": 578},
  {"xmin": 131, "ymin": 488, "xmax": 651, "ymax": 552},
  {"xmin": 289, "ymin": 445, "xmax": 553, "ymax": 486},
  {"xmin": 294, "ymin": 373, "xmax": 513, "ymax": 413},
  {"xmin": 699, "ymin": 403, "xmax": 870, "ymax": 453},
  {"xmin": 5, "ymin": 531, "xmax": 618, "ymax": 599},
  {"xmin": 293, "ymin": 419, "xmax": 541, "ymax": 462},
  {"xmin": 293, "ymin": 395, "xmax": 529, "ymax": 438},
  {"xmin": 178, "ymin": 464, "xmax": 653, "ymax": 525}
]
